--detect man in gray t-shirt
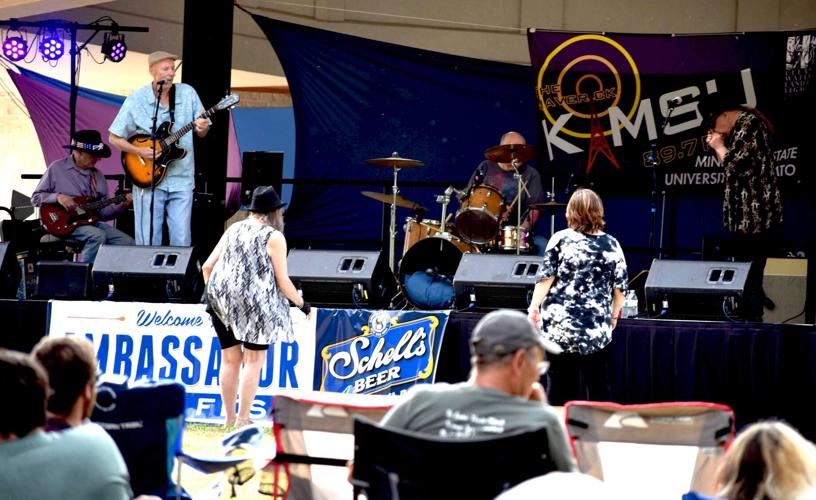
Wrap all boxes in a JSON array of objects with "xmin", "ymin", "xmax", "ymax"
[{"xmin": 381, "ymin": 309, "xmax": 575, "ymax": 472}]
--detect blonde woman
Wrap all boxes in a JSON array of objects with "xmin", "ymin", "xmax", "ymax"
[
  {"xmin": 527, "ymin": 188, "xmax": 627, "ymax": 405},
  {"xmin": 203, "ymin": 186, "xmax": 312, "ymax": 427},
  {"xmin": 717, "ymin": 421, "xmax": 816, "ymax": 500}
]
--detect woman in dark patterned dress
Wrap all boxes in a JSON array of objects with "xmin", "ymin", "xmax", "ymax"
[
  {"xmin": 705, "ymin": 101, "xmax": 783, "ymax": 321},
  {"xmin": 527, "ymin": 188, "xmax": 627, "ymax": 405},
  {"xmin": 203, "ymin": 186, "xmax": 312, "ymax": 427}
]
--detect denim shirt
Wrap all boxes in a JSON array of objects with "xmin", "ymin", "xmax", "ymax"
[{"xmin": 109, "ymin": 82, "xmax": 205, "ymax": 192}]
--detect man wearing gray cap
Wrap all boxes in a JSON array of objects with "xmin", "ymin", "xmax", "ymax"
[
  {"xmin": 380, "ymin": 309, "xmax": 575, "ymax": 472},
  {"xmin": 109, "ymin": 51, "xmax": 209, "ymax": 247}
]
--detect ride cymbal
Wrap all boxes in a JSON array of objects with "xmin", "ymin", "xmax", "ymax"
[
  {"xmin": 529, "ymin": 201, "xmax": 567, "ymax": 208},
  {"xmin": 484, "ymin": 143, "xmax": 536, "ymax": 163},
  {"xmin": 365, "ymin": 153, "xmax": 425, "ymax": 168},
  {"xmin": 361, "ymin": 191, "xmax": 427, "ymax": 211}
]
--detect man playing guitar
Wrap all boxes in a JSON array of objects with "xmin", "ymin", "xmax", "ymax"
[
  {"xmin": 31, "ymin": 129, "xmax": 134, "ymax": 263},
  {"xmin": 108, "ymin": 50, "xmax": 210, "ymax": 247}
]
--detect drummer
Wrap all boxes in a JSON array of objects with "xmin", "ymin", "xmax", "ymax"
[{"xmin": 462, "ymin": 131, "xmax": 548, "ymax": 255}]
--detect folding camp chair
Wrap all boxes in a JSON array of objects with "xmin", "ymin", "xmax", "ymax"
[
  {"xmin": 565, "ymin": 401, "xmax": 735, "ymax": 499},
  {"xmin": 92, "ymin": 377, "xmax": 187, "ymax": 499},
  {"xmin": 351, "ymin": 416, "xmax": 558, "ymax": 500},
  {"xmin": 262, "ymin": 390, "xmax": 398, "ymax": 499}
]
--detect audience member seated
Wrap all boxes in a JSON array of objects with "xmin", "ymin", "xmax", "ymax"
[
  {"xmin": 715, "ymin": 420, "xmax": 816, "ymax": 500},
  {"xmin": 0, "ymin": 348, "xmax": 133, "ymax": 500},
  {"xmin": 31, "ymin": 335, "xmax": 97, "ymax": 431},
  {"xmin": 380, "ymin": 309, "xmax": 575, "ymax": 472}
]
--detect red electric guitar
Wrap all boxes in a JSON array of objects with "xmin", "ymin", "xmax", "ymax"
[{"xmin": 40, "ymin": 194, "xmax": 128, "ymax": 236}]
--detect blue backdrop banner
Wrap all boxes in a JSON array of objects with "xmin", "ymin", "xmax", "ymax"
[{"xmin": 314, "ymin": 309, "xmax": 449, "ymax": 395}]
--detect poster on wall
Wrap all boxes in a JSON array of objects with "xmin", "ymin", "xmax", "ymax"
[
  {"xmin": 47, "ymin": 300, "xmax": 315, "ymax": 423},
  {"xmin": 528, "ymin": 30, "xmax": 815, "ymax": 196},
  {"xmin": 314, "ymin": 308, "xmax": 450, "ymax": 395}
]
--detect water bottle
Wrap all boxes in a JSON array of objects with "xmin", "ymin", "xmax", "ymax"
[{"xmin": 622, "ymin": 290, "xmax": 639, "ymax": 318}]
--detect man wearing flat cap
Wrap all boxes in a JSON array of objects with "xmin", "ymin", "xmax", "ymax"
[
  {"xmin": 32, "ymin": 129, "xmax": 134, "ymax": 263},
  {"xmin": 380, "ymin": 309, "xmax": 575, "ymax": 472},
  {"xmin": 109, "ymin": 50, "xmax": 210, "ymax": 247}
]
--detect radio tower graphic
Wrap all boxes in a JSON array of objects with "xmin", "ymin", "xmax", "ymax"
[{"xmin": 586, "ymin": 98, "xmax": 621, "ymax": 174}]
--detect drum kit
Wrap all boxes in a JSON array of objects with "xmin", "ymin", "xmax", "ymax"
[{"xmin": 362, "ymin": 145, "xmax": 566, "ymax": 309}]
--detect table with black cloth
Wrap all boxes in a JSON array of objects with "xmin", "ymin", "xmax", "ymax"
[{"xmin": 438, "ymin": 313, "xmax": 816, "ymax": 440}]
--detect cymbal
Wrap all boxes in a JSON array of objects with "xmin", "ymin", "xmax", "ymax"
[
  {"xmin": 365, "ymin": 153, "xmax": 424, "ymax": 168},
  {"xmin": 529, "ymin": 201, "xmax": 567, "ymax": 208},
  {"xmin": 484, "ymin": 143, "xmax": 536, "ymax": 164},
  {"xmin": 361, "ymin": 191, "xmax": 427, "ymax": 211}
]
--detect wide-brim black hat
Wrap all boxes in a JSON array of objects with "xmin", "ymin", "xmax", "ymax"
[
  {"xmin": 64, "ymin": 129, "xmax": 112, "ymax": 158},
  {"xmin": 700, "ymin": 92, "xmax": 746, "ymax": 128},
  {"xmin": 246, "ymin": 186, "xmax": 286, "ymax": 213}
]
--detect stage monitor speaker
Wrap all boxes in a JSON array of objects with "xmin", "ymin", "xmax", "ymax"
[
  {"xmin": 453, "ymin": 253, "xmax": 542, "ymax": 311},
  {"xmin": 92, "ymin": 245, "xmax": 202, "ymax": 303},
  {"xmin": 241, "ymin": 151, "xmax": 283, "ymax": 205},
  {"xmin": 763, "ymin": 257, "xmax": 807, "ymax": 324},
  {"xmin": 644, "ymin": 259, "xmax": 752, "ymax": 320},
  {"xmin": 0, "ymin": 241, "xmax": 22, "ymax": 299},
  {"xmin": 35, "ymin": 261, "xmax": 91, "ymax": 299},
  {"xmin": 287, "ymin": 249, "xmax": 396, "ymax": 308}
]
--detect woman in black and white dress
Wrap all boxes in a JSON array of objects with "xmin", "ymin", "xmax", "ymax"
[{"xmin": 203, "ymin": 186, "xmax": 312, "ymax": 427}]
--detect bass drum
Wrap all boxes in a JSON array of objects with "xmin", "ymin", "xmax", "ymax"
[{"xmin": 399, "ymin": 237, "xmax": 469, "ymax": 310}]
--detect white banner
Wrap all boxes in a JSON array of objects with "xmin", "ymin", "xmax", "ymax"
[{"xmin": 47, "ymin": 300, "xmax": 316, "ymax": 423}]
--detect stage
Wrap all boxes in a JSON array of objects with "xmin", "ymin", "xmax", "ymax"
[{"xmin": 2, "ymin": 298, "xmax": 814, "ymax": 440}]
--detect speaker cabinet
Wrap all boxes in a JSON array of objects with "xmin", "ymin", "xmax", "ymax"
[
  {"xmin": 241, "ymin": 151, "xmax": 283, "ymax": 205},
  {"xmin": 287, "ymin": 249, "xmax": 396, "ymax": 308},
  {"xmin": 763, "ymin": 258, "xmax": 807, "ymax": 324},
  {"xmin": 92, "ymin": 245, "xmax": 202, "ymax": 303},
  {"xmin": 0, "ymin": 241, "xmax": 22, "ymax": 299},
  {"xmin": 34, "ymin": 261, "xmax": 91, "ymax": 299},
  {"xmin": 453, "ymin": 253, "xmax": 542, "ymax": 310},
  {"xmin": 644, "ymin": 259, "xmax": 752, "ymax": 320}
]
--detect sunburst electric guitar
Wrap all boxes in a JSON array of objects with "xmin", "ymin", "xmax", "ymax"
[{"xmin": 121, "ymin": 93, "xmax": 240, "ymax": 188}]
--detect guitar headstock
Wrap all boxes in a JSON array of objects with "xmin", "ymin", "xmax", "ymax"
[{"xmin": 214, "ymin": 93, "xmax": 240, "ymax": 111}]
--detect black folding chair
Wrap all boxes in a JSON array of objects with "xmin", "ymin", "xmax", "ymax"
[{"xmin": 351, "ymin": 416, "xmax": 557, "ymax": 500}]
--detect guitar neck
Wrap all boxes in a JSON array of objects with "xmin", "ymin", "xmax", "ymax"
[
  {"xmin": 80, "ymin": 193, "xmax": 127, "ymax": 212},
  {"xmin": 163, "ymin": 106, "xmax": 218, "ymax": 146}
]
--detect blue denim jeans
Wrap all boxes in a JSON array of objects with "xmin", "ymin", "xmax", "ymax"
[
  {"xmin": 70, "ymin": 222, "xmax": 134, "ymax": 263},
  {"xmin": 132, "ymin": 186, "xmax": 193, "ymax": 246}
]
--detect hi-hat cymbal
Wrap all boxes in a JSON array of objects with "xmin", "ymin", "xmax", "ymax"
[
  {"xmin": 484, "ymin": 143, "xmax": 536, "ymax": 164},
  {"xmin": 529, "ymin": 201, "xmax": 567, "ymax": 209},
  {"xmin": 365, "ymin": 152, "xmax": 424, "ymax": 168},
  {"xmin": 361, "ymin": 191, "xmax": 427, "ymax": 211}
]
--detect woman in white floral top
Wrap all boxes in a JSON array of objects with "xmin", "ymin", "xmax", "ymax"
[{"xmin": 528, "ymin": 188, "xmax": 627, "ymax": 405}]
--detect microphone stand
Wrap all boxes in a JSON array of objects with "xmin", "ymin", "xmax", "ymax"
[
  {"xmin": 148, "ymin": 80, "xmax": 164, "ymax": 246},
  {"xmin": 646, "ymin": 105, "xmax": 676, "ymax": 260},
  {"xmin": 511, "ymin": 159, "xmax": 530, "ymax": 255}
]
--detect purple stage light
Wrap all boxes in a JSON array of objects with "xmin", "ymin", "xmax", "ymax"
[
  {"xmin": 39, "ymin": 32, "xmax": 64, "ymax": 62},
  {"xmin": 102, "ymin": 32, "xmax": 127, "ymax": 63},
  {"xmin": 2, "ymin": 36, "xmax": 28, "ymax": 62}
]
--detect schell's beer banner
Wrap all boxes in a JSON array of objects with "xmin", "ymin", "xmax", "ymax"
[
  {"xmin": 527, "ymin": 30, "xmax": 815, "ymax": 195},
  {"xmin": 315, "ymin": 309, "xmax": 449, "ymax": 395}
]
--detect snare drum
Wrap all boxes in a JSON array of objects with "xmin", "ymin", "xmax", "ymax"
[
  {"xmin": 498, "ymin": 226, "xmax": 530, "ymax": 252},
  {"xmin": 455, "ymin": 185, "xmax": 504, "ymax": 245}
]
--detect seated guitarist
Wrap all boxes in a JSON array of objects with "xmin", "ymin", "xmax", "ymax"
[
  {"xmin": 108, "ymin": 50, "xmax": 210, "ymax": 247},
  {"xmin": 31, "ymin": 129, "xmax": 134, "ymax": 263}
]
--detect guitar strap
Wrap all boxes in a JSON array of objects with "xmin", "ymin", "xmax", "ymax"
[{"xmin": 169, "ymin": 84, "xmax": 176, "ymax": 128}]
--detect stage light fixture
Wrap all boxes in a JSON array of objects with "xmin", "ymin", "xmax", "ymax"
[
  {"xmin": 2, "ymin": 34, "xmax": 29, "ymax": 62},
  {"xmin": 39, "ymin": 30, "xmax": 64, "ymax": 62},
  {"xmin": 101, "ymin": 31, "xmax": 127, "ymax": 63}
]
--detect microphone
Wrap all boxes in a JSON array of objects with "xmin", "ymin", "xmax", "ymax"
[
  {"xmin": 474, "ymin": 163, "xmax": 487, "ymax": 186},
  {"xmin": 667, "ymin": 95, "xmax": 683, "ymax": 107},
  {"xmin": 511, "ymin": 158, "xmax": 521, "ymax": 168},
  {"xmin": 156, "ymin": 80, "xmax": 167, "ymax": 86},
  {"xmin": 564, "ymin": 171, "xmax": 575, "ymax": 195}
]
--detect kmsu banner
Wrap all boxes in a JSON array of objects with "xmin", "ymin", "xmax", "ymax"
[
  {"xmin": 314, "ymin": 309, "xmax": 449, "ymax": 395},
  {"xmin": 527, "ymin": 30, "xmax": 815, "ymax": 196},
  {"xmin": 47, "ymin": 301, "xmax": 315, "ymax": 423}
]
